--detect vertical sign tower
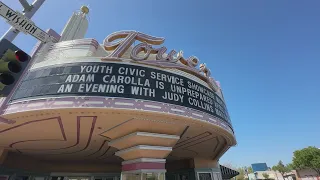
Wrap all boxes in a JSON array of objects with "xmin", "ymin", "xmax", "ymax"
[{"xmin": 59, "ymin": 6, "xmax": 89, "ymax": 42}]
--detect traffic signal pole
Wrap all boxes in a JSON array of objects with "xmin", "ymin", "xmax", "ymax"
[
  {"xmin": 1, "ymin": 0, "xmax": 46, "ymax": 42},
  {"xmin": 0, "ymin": 39, "xmax": 31, "ymax": 96}
]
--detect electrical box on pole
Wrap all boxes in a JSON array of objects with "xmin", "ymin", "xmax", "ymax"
[{"xmin": 0, "ymin": 38, "xmax": 31, "ymax": 97}]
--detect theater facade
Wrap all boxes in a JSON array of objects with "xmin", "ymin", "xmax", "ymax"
[{"xmin": 0, "ymin": 30, "xmax": 237, "ymax": 180}]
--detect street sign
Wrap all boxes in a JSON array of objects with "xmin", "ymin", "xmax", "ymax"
[{"xmin": 0, "ymin": 1, "xmax": 54, "ymax": 43}]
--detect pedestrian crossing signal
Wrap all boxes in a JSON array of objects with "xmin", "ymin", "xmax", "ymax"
[{"xmin": 0, "ymin": 39, "xmax": 31, "ymax": 97}]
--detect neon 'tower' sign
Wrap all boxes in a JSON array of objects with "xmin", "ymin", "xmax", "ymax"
[{"xmin": 103, "ymin": 30, "xmax": 219, "ymax": 91}]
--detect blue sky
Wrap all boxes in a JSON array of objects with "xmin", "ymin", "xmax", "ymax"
[{"xmin": 1, "ymin": 0, "xmax": 320, "ymax": 168}]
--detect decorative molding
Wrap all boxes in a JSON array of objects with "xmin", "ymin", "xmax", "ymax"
[
  {"xmin": 49, "ymin": 38, "xmax": 99, "ymax": 50},
  {"xmin": 109, "ymin": 132, "xmax": 180, "ymax": 147},
  {"xmin": 122, "ymin": 158, "xmax": 166, "ymax": 165},
  {"xmin": 4, "ymin": 97, "xmax": 234, "ymax": 134},
  {"xmin": 115, "ymin": 145, "xmax": 172, "ymax": 156}
]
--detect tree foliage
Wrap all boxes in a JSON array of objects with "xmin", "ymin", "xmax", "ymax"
[
  {"xmin": 262, "ymin": 173, "xmax": 269, "ymax": 179},
  {"xmin": 236, "ymin": 167, "xmax": 246, "ymax": 180},
  {"xmin": 246, "ymin": 166, "xmax": 253, "ymax": 174},
  {"xmin": 236, "ymin": 167, "xmax": 250, "ymax": 180},
  {"xmin": 292, "ymin": 146, "xmax": 320, "ymax": 175},
  {"xmin": 272, "ymin": 160, "xmax": 290, "ymax": 176},
  {"xmin": 286, "ymin": 163, "xmax": 294, "ymax": 171}
]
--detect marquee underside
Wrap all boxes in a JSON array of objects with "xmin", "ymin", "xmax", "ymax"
[{"xmin": 0, "ymin": 107, "xmax": 234, "ymax": 164}]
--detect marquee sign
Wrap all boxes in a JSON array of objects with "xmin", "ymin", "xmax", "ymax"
[{"xmin": 11, "ymin": 62, "xmax": 231, "ymax": 125}]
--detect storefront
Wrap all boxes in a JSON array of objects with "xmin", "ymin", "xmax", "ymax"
[{"xmin": 0, "ymin": 172, "xmax": 120, "ymax": 180}]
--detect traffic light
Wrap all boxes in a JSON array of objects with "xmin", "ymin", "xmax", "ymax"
[{"xmin": 0, "ymin": 39, "xmax": 31, "ymax": 97}]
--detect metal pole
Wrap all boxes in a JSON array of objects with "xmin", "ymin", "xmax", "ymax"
[
  {"xmin": 19, "ymin": 0, "xmax": 33, "ymax": 12},
  {"xmin": 0, "ymin": 0, "xmax": 46, "ymax": 42}
]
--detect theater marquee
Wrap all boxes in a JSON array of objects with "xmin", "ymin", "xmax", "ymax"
[{"xmin": 11, "ymin": 62, "xmax": 231, "ymax": 124}]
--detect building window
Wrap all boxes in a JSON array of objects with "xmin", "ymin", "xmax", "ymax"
[{"xmin": 198, "ymin": 173, "xmax": 212, "ymax": 180}]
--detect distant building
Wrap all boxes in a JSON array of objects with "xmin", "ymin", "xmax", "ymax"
[
  {"xmin": 251, "ymin": 163, "xmax": 269, "ymax": 172},
  {"xmin": 295, "ymin": 168, "xmax": 319, "ymax": 180},
  {"xmin": 248, "ymin": 170, "xmax": 299, "ymax": 180},
  {"xmin": 248, "ymin": 171, "xmax": 282, "ymax": 180},
  {"xmin": 248, "ymin": 167, "xmax": 320, "ymax": 180}
]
